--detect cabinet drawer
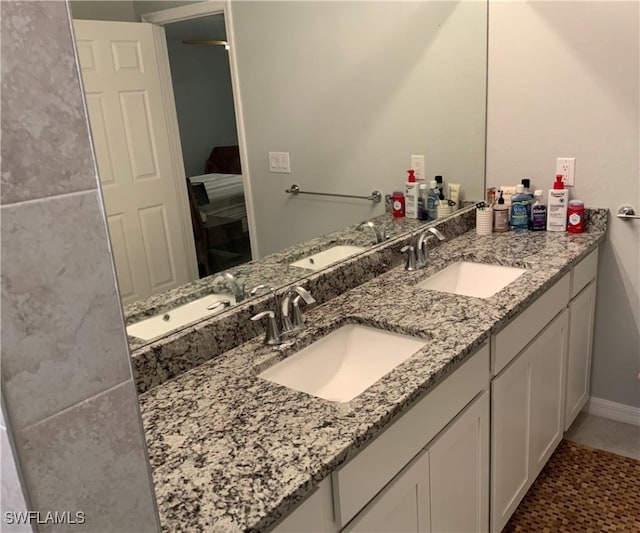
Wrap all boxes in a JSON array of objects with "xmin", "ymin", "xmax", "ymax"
[
  {"xmin": 571, "ymin": 248, "xmax": 598, "ymax": 298},
  {"xmin": 332, "ymin": 343, "xmax": 490, "ymax": 528},
  {"xmin": 492, "ymin": 274, "xmax": 569, "ymax": 375}
]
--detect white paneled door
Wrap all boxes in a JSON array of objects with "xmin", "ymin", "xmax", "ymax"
[{"xmin": 74, "ymin": 20, "xmax": 195, "ymax": 304}]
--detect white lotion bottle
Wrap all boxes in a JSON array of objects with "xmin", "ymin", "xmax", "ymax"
[
  {"xmin": 547, "ymin": 174, "xmax": 569, "ymax": 231},
  {"xmin": 405, "ymin": 169, "xmax": 418, "ymax": 218}
]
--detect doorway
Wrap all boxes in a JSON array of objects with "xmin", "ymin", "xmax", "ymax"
[{"xmin": 162, "ymin": 13, "xmax": 252, "ymax": 275}]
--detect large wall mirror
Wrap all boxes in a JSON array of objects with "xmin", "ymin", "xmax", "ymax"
[{"xmin": 70, "ymin": 0, "xmax": 487, "ymax": 347}]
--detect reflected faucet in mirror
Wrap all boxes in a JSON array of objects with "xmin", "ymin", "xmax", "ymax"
[
  {"xmin": 212, "ymin": 272, "xmax": 245, "ymax": 303},
  {"xmin": 356, "ymin": 220, "xmax": 386, "ymax": 245}
]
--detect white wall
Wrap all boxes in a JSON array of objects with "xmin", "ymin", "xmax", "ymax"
[
  {"xmin": 487, "ymin": 1, "xmax": 640, "ymax": 408},
  {"xmin": 231, "ymin": 1, "xmax": 487, "ymax": 256},
  {"xmin": 70, "ymin": 0, "xmax": 136, "ymax": 21},
  {"xmin": 164, "ymin": 14, "xmax": 239, "ymax": 177}
]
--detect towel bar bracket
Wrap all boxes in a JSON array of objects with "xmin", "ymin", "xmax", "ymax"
[{"xmin": 617, "ymin": 206, "xmax": 640, "ymax": 220}]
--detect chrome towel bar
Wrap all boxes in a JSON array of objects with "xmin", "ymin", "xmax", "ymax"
[
  {"xmin": 617, "ymin": 206, "xmax": 640, "ymax": 221},
  {"xmin": 285, "ymin": 184, "xmax": 382, "ymax": 203}
]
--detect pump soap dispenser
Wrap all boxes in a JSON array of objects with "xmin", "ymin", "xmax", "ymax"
[
  {"xmin": 405, "ymin": 169, "xmax": 418, "ymax": 219},
  {"xmin": 547, "ymin": 174, "xmax": 569, "ymax": 232}
]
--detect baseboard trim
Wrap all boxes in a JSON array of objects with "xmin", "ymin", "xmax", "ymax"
[{"xmin": 585, "ymin": 396, "xmax": 640, "ymax": 427}]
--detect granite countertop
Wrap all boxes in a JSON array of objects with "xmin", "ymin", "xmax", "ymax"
[{"xmin": 139, "ymin": 223, "xmax": 606, "ymax": 532}]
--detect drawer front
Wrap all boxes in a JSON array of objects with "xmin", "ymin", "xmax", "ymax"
[
  {"xmin": 492, "ymin": 273, "xmax": 570, "ymax": 375},
  {"xmin": 332, "ymin": 343, "xmax": 490, "ymax": 528},
  {"xmin": 571, "ymin": 248, "xmax": 598, "ymax": 298}
]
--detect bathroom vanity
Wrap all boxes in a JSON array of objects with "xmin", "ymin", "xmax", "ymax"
[{"xmin": 138, "ymin": 210, "xmax": 605, "ymax": 532}]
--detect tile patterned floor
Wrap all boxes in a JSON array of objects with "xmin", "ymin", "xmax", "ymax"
[{"xmin": 504, "ymin": 439, "xmax": 640, "ymax": 532}]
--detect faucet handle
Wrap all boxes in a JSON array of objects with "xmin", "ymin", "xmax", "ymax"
[
  {"xmin": 249, "ymin": 284, "xmax": 273, "ymax": 296},
  {"xmin": 401, "ymin": 245, "xmax": 418, "ymax": 271},
  {"xmin": 251, "ymin": 310, "xmax": 281, "ymax": 345},
  {"xmin": 207, "ymin": 298, "xmax": 232, "ymax": 311},
  {"xmin": 281, "ymin": 286, "xmax": 315, "ymax": 335}
]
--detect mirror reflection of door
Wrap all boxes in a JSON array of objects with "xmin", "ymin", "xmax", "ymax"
[
  {"xmin": 73, "ymin": 12, "xmax": 252, "ymax": 305},
  {"xmin": 164, "ymin": 14, "xmax": 252, "ymax": 278}
]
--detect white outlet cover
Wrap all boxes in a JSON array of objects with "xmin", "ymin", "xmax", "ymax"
[
  {"xmin": 269, "ymin": 152, "xmax": 291, "ymax": 173},
  {"xmin": 556, "ymin": 157, "xmax": 575, "ymax": 187}
]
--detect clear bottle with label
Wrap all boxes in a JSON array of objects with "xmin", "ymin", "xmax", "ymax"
[
  {"xmin": 510, "ymin": 184, "xmax": 530, "ymax": 232},
  {"xmin": 427, "ymin": 180, "xmax": 439, "ymax": 221},
  {"xmin": 493, "ymin": 191, "xmax": 509, "ymax": 232},
  {"xmin": 531, "ymin": 189, "xmax": 547, "ymax": 231},
  {"xmin": 417, "ymin": 183, "xmax": 427, "ymax": 220}
]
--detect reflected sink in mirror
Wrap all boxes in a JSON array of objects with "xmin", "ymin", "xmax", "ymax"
[
  {"xmin": 417, "ymin": 261, "xmax": 526, "ymax": 299},
  {"xmin": 289, "ymin": 245, "xmax": 366, "ymax": 272},
  {"xmin": 126, "ymin": 294, "xmax": 236, "ymax": 341},
  {"xmin": 258, "ymin": 324, "xmax": 427, "ymax": 402}
]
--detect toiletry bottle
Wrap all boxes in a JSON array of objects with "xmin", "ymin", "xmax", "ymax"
[
  {"xmin": 510, "ymin": 184, "xmax": 530, "ymax": 232},
  {"xmin": 547, "ymin": 174, "xmax": 569, "ymax": 232},
  {"xmin": 567, "ymin": 200, "xmax": 585, "ymax": 233},
  {"xmin": 435, "ymin": 175, "xmax": 444, "ymax": 199},
  {"xmin": 427, "ymin": 180, "xmax": 439, "ymax": 221},
  {"xmin": 436, "ymin": 192, "xmax": 452, "ymax": 219},
  {"xmin": 417, "ymin": 183, "xmax": 427, "ymax": 220},
  {"xmin": 521, "ymin": 178, "xmax": 534, "ymax": 228},
  {"xmin": 493, "ymin": 191, "xmax": 509, "ymax": 232},
  {"xmin": 449, "ymin": 183, "xmax": 461, "ymax": 211},
  {"xmin": 405, "ymin": 169, "xmax": 418, "ymax": 219},
  {"xmin": 392, "ymin": 191, "xmax": 405, "ymax": 217},
  {"xmin": 531, "ymin": 189, "xmax": 547, "ymax": 231},
  {"xmin": 521, "ymin": 178, "xmax": 533, "ymax": 198}
]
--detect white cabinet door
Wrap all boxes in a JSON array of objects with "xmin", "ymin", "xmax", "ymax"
[
  {"xmin": 529, "ymin": 309, "xmax": 568, "ymax": 477},
  {"xmin": 429, "ymin": 391, "xmax": 489, "ymax": 533},
  {"xmin": 491, "ymin": 350, "xmax": 530, "ymax": 533},
  {"xmin": 565, "ymin": 281, "xmax": 597, "ymax": 430},
  {"xmin": 345, "ymin": 450, "xmax": 430, "ymax": 533},
  {"xmin": 273, "ymin": 478, "xmax": 337, "ymax": 533},
  {"xmin": 491, "ymin": 310, "xmax": 568, "ymax": 532}
]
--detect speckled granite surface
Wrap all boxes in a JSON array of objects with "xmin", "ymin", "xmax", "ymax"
[
  {"xmin": 131, "ymin": 207, "xmax": 477, "ymax": 392},
  {"xmin": 139, "ymin": 209, "xmax": 607, "ymax": 532}
]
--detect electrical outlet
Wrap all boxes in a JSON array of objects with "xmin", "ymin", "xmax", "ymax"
[
  {"xmin": 269, "ymin": 152, "xmax": 291, "ymax": 173},
  {"xmin": 411, "ymin": 155, "xmax": 425, "ymax": 181},
  {"xmin": 556, "ymin": 157, "xmax": 576, "ymax": 186}
]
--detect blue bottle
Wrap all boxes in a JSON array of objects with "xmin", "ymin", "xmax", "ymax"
[
  {"xmin": 510, "ymin": 184, "xmax": 530, "ymax": 231},
  {"xmin": 427, "ymin": 180, "xmax": 439, "ymax": 221}
]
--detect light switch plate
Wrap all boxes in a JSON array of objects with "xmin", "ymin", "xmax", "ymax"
[{"xmin": 269, "ymin": 152, "xmax": 291, "ymax": 173}]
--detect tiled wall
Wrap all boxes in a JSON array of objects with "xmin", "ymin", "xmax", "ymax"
[{"xmin": 0, "ymin": 2, "xmax": 159, "ymax": 531}]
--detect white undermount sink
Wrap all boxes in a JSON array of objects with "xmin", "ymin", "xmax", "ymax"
[
  {"xmin": 258, "ymin": 324, "xmax": 427, "ymax": 402},
  {"xmin": 126, "ymin": 293, "xmax": 235, "ymax": 341},
  {"xmin": 289, "ymin": 245, "xmax": 366, "ymax": 271},
  {"xmin": 417, "ymin": 261, "xmax": 526, "ymax": 299}
]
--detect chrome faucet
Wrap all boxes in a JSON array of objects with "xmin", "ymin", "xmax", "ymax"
[
  {"xmin": 356, "ymin": 220, "xmax": 385, "ymax": 244},
  {"xmin": 212, "ymin": 272, "xmax": 245, "ymax": 302},
  {"xmin": 281, "ymin": 286, "xmax": 316, "ymax": 335},
  {"xmin": 416, "ymin": 227, "xmax": 446, "ymax": 268}
]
